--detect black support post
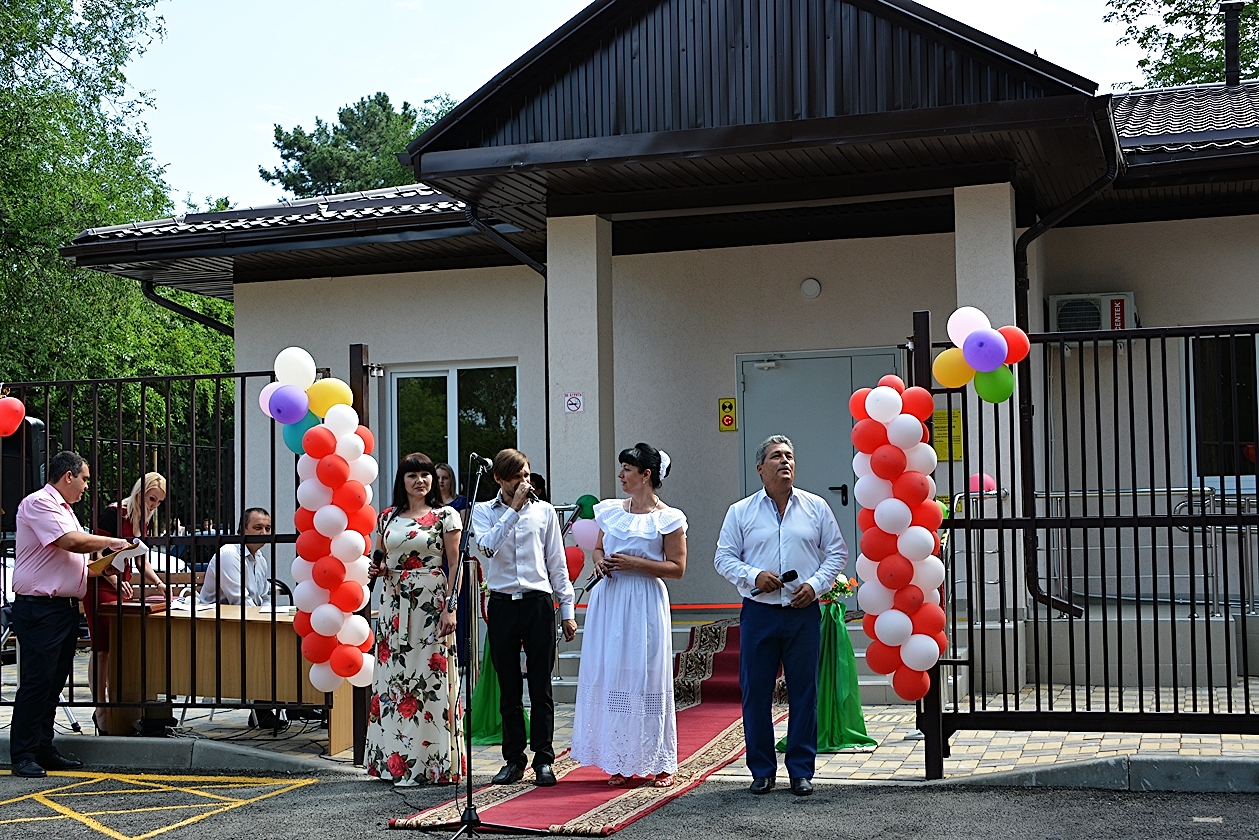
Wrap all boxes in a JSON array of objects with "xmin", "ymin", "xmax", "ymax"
[{"xmin": 350, "ymin": 343, "xmax": 371, "ymax": 766}]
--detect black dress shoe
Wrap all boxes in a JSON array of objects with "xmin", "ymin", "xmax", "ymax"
[
  {"xmin": 491, "ymin": 764, "xmax": 525, "ymax": 784},
  {"xmin": 790, "ymin": 777, "xmax": 814, "ymax": 796},
  {"xmin": 37, "ymin": 752, "xmax": 83, "ymax": 771},
  {"xmin": 13, "ymin": 759, "xmax": 46, "ymax": 778},
  {"xmin": 533, "ymin": 764, "xmax": 557, "ymax": 786},
  {"xmin": 749, "ymin": 776, "xmax": 775, "ymax": 794}
]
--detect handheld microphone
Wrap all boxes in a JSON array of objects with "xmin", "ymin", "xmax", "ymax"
[
  {"xmin": 470, "ymin": 452, "xmax": 494, "ymax": 471},
  {"xmin": 583, "ymin": 572, "xmax": 601, "ymax": 593},
  {"xmin": 751, "ymin": 569, "xmax": 798, "ymax": 597}
]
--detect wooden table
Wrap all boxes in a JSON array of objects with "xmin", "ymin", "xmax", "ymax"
[{"xmin": 107, "ymin": 602, "xmax": 354, "ymax": 753}]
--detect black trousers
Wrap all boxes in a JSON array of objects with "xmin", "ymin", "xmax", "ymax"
[
  {"xmin": 10, "ymin": 596, "xmax": 81, "ymax": 764},
  {"xmin": 487, "ymin": 593, "xmax": 556, "ymax": 769}
]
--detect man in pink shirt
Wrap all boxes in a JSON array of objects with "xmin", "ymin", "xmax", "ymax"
[{"xmin": 9, "ymin": 451, "xmax": 129, "ymax": 778}]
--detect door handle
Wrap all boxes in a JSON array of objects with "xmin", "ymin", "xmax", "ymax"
[{"xmin": 829, "ymin": 485, "xmax": 849, "ymax": 506}]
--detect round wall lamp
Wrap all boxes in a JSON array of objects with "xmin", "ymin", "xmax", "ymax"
[{"xmin": 801, "ymin": 277, "xmax": 821, "ymax": 299}]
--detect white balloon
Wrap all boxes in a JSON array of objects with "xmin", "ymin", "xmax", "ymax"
[
  {"xmin": 330, "ymin": 530, "xmax": 366, "ymax": 563},
  {"xmin": 323, "ymin": 404, "xmax": 360, "ymax": 436},
  {"xmin": 924, "ymin": 587, "xmax": 941, "ymax": 606},
  {"xmin": 313, "ymin": 504, "xmax": 349, "ymax": 538},
  {"xmin": 297, "ymin": 454, "xmax": 319, "ymax": 481},
  {"xmin": 947, "ymin": 306, "xmax": 991, "ymax": 348},
  {"xmin": 310, "ymin": 603, "xmax": 348, "ymax": 636},
  {"xmin": 347, "ymin": 656, "xmax": 375, "ymax": 688},
  {"xmin": 857, "ymin": 578, "xmax": 895, "ymax": 614},
  {"xmin": 852, "ymin": 452, "xmax": 872, "ymax": 479},
  {"xmin": 335, "ymin": 432, "xmax": 365, "ymax": 462},
  {"xmin": 291, "ymin": 558, "xmax": 315, "ymax": 584},
  {"xmin": 274, "ymin": 346, "xmax": 317, "ymax": 389},
  {"xmin": 344, "ymin": 556, "xmax": 370, "ymax": 586},
  {"xmin": 898, "ymin": 526, "xmax": 936, "ymax": 562},
  {"xmin": 364, "ymin": 484, "xmax": 373, "ymax": 506},
  {"xmin": 874, "ymin": 609, "xmax": 913, "ymax": 646},
  {"xmin": 900, "ymin": 633, "xmax": 941, "ymax": 671},
  {"xmin": 905, "ymin": 442, "xmax": 939, "ymax": 475},
  {"xmin": 887, "ymin": 414, "xmax": 924, "ymax": 450},
  {"xmin": 297, "ymin": 478, "xmax": 333, "ymax": 511},
  {"xmin": 911, "ymin": 556, "xmax": 947, "ymax": 590},
  {"xmin": 355, "ymin": 583, "xmax": 371, "ymax": 612},
  {"xmin": 294, "ymin": 579, "xmax": 331, "ymax": 612},
  {"xmin": 855, "ymin": 553, "xmax": 879, "ymax": 584},
  {"xmin": 308, "ymin": 661, "xmax": 344, "ymax": 693},
  {"xmin": 874, "ymin": 498, "xmax": 913, "ymax": 535},
  {"xmin": 926, "ymin": 475, "xmax": 938, "ymax": 500},
  {"xmin": 853, "ymin": 475, "xmax": 893, "ymax": 509},
  {"xmin": 337, "ymin": 613, "xmax": 371, "ymax": 646},
  {"xmin": 571, "ymin": 519, "xmax": 600, "ymax": 551},
  {"xmin": 349, "ymin": 455, "xmax": 378, "ymax": 486},
  {"xmin": 864, "ymin": 386, "xmax": 903, "ymax": 423}
]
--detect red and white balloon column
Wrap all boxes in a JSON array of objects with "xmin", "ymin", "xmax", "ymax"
[
  {"xmin": 850, "ymin": 375, "xmax": 948, "ymax": 703},
  {"xmin": 261, "ymin": 347, "xmax": 380, "ymax": 693}
]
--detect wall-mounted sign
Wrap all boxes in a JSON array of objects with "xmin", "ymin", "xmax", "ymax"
[
  {"xmin": 718, "ymin": 398, "xmax": 737, "ymax": 432},
  {"xmin": 932, "ymin": 409, "xmax": 964, "ymax": 461},
  {"xmin": 564, "ymin": 392, "xmax": 584, "ymax": 413}
]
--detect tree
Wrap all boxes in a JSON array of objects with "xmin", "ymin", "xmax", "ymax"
[
  {"xmin": 1106, "ymin": 0, "xmax": 1259, "ymax": 88},
  {"xmin": 259, "ymin": 92, "xmax": 457, "ymax": 199}
]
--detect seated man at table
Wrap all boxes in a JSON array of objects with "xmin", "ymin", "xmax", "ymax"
[{"xmin": 197, "ymin": 508, "xmax": 272, "ymax": 607}]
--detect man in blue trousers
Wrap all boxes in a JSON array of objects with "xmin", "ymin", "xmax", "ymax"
[{"xmin": 714, "ymin": 435, "xmax": 847, "ymax": 796}]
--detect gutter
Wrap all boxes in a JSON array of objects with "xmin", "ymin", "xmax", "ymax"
[{"xmin": 143, "ymin": 282, "xmax": 234, "ymax": 338}]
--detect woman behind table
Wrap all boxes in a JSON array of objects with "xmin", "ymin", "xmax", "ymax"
[
  {"xmin": 88, "ymin": 472, "xmax": 167, "ymax": 734},
  {"xmin": 365, "ymin": 452, "xmax": 464, "ymax": 786},
  {"xmin": 572, "ymin": 443, "xmax": 687, "ymax": 787},
  {"xmin": 434, "ymin": 463, "xmax": 468, "ymax": 514}
]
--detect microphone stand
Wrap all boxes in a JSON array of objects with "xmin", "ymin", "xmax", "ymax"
[{"xmin": 423, "ymin": 454, "xmax": 548, "ymax": 838}]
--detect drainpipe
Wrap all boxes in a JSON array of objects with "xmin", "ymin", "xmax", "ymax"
[
  {"xmin": 142, "ymin": 281, "xmax": 234, "ymax": 337},
  {"xmin": 1223, "ymin": 1, "xmax": 1244, "ymax": 86},
  {"xmin": 1014, "ymin": 97, "xmax": 1124, "ymax": 618}
]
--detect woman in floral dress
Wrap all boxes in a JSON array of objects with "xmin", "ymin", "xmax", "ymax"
[{"xmin": 365, "ymin": 452, "xmax": 465, "ymax": 786}]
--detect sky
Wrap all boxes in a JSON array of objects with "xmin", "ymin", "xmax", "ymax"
[{"xmin": 125, "ymin": 0, "xmax": 1147, "ymax": 210}]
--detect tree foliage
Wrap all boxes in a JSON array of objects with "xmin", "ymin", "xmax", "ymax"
[
  {"xmin": 259, "ymin": 92, "xmax": 457, "ymax": 198},
  {"xmin": 0, "ymin": 0, "xmax": 234, "ymax": 384},
  {"xmin": 1106, "ymin": 0, "xmax": 1259, "ymax": 88}
]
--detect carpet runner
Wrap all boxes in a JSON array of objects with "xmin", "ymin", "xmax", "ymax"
[{"xmin": 391, "ymin": 619, "xmax": 751, "ymax": 835}]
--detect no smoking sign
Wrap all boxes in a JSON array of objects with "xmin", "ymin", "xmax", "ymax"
[{"xmin": 564, "ymin": 392, "xmax": 584, "ymax": 413}]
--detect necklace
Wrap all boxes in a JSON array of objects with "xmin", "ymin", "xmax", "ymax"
[{"xmin": 628, "ymin": 495, "xmax": 658, "ymax": 514}]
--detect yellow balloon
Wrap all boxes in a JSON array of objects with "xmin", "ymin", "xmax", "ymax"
[
  {"xmin": 305, "ymin": 378, "xmax": 354, "ymax": 418},
  {"xmin": 933, "ymin": 347, "xmax": 975, "ymax": 389}
]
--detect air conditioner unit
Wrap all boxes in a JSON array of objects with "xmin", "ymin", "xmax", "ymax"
[{"xmin": 1047, "ymin": 292, "xmax": 1138, "ymax": 332}]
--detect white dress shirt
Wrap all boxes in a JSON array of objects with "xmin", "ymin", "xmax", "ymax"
[
  {"xmin": 471, "ymin": 494, "xmax": 576, "ymax": 620},
  {"xmin": 198, "ymin": 543, "xmax": 271, "ymax": 607},
  {"xmin": 714, "ymin": 487, "xmax": 847, "ymax": 606}
]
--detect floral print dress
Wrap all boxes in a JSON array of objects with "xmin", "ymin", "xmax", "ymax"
[{"xmin": 366, "ymin": 506, "xmax": 465, "ymax": 784}]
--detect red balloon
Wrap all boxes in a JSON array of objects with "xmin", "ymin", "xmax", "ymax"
[
  {"xmin": 900, "ymin": 386, "xmax": 934, "ymax": 422},
  {"xmin": 0, "ymin": 397, "xmax": 26, "ymax": 438},
  {"xmin": 912, "ymin": 603, "xmax": 947, "ymax": 637},
  {"xmin": 302, "ymin": 632, "xmax": 338, "ymax": 664},
  {"xmin": 355, "ymin": 424, "xmax": 376, "ymax": 456},
  {"xmin": 865, "ymin": 641, "xmax": 903, "ymax": 675},
  {"xmin": 312, "ymin": 556, "xmax": 346, "ymax": 590},
  {"xmin": 862, "ymin": 612, "xmax": 878, "ymax": 640},
  {"xmin": 564, "ymin": 545, "xmax": 585, "ymax": 582},
  {"xmin": 893, "ymin": 666, "xmax": 931, "ymax": 702},
  {"xmin": 359, "ymin": 631, "xmax": 375, "ymax": 653},
  {"xmin": 933, "ymin": 531, "xmax": 941, "ymax": 556},
  {"xmin": 293, "ymin": 610, "xmax": 313, "ymax": 637},
  {"xmin": 849, "ymin": 388, "xmax": 872, "ymax": 421},
  {"xmin": 870, "ymin": 444, "xmax": 907, "ymax": 480},
  {"xmin": 295, "ymin": 530, "xmax": 332, "ymax": 562},
  {"xmin": 333, "ymin": 480, "xmax": 367, "ymax": 513},
  {"xmin": 294, "ymin": 506, "xmax": 315, "ymax": 533},
  {"xmin": 856, "ymin": 507, "xmax": 876, "ymax": 533},
  {"xmin": 912, "ymin": 500, "xmax": 944, "ymax": 531},
  {"xmin": 893, "ymin": 584, "xmax": 925, "ymax": 613},
  {"xmin": 330, "ymin": 644, "xmax": 365, "ymax": 678},
  {"xmin": 331, "ymin": 580, "xmax": 366, "ymax": 612},
  {"xmin": 877, "ymin": 554, "xmax": 914, "ymax": 590},
  {"xmin": 860, "ymin": 528, "xmax": 899, "ymax": 561},
  {"xmin": 892, "ymin": 472, "xmax": 931, "ymax": 506},
  {"xmin": 303, "ymin": 426, "xmax": 337, "ymax": 459},
  {"xmin": 999, "ymin": 325, "xmax": 1031, "ymax": 365},
  {"xmin": 934, "ymin": 631, "xmax": 949, "ymax": 655},
  {"xmin": 317, "ymin": 454, "xmax": 350, "ymax": 489},
  {"xmin": 878, "ymin": 374, "xmax": 906, "ymax": 393},
  {"xmin": 347, "ymin": 504, "xmax": 377, "ymax": 535},
  {"xmin": 851, "ymin": 419, "xmax": 890, "ymax": 455},
  {"xmin": 921, "ymin": 422, "xmax": 931, "ymax": 443}
]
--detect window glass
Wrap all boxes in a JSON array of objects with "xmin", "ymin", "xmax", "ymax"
[
  {"xmin": 1194, "ymin": 336, "xmax": 1257, "ymax": 478},
  {"xmin": 458, "ymin": 367, "xmax": 518, "ymax": 502},
  {"xmin": 395, "ymin": 375, "xmax": 448, "ymax": 464}
]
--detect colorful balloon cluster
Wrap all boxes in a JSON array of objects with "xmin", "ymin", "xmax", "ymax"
[
  {"xmin": 850, "ymin": 375, "xmax": 949, "ymax": 703},
  {"xmin": 0, "ymin": 396, "xmax": 25, "ymax": 437},
  {"xmin": 262, "ymin": 347, "xmax": 380, "ymax": 693},
  {"xmin": 564, "ymin": 495, "xmax": 600, "ymax": 571},
  {"xmin": 931, "ymin": 306, "xmax": 1030, "ymax": 403}
]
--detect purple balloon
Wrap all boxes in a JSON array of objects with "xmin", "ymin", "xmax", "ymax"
[
  {"xmin": 962, "ymin": 328, "xmax": 1009, "ymax": 373},
  {"xmin": 268, "ymin": 384, "xmax": 310, "ymax": 424},
  {"xmin": 258, "ymin": 382, "xmax": 282, "ymax": 419}
]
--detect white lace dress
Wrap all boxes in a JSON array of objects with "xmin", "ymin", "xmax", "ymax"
[{"xmin": 571, "ymin": 499, "xmax": 686, "ymax": 776}]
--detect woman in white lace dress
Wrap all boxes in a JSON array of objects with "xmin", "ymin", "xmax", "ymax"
[{"xmin": 572, "ymin": 443, "xmax": 687, "ymax": 787}]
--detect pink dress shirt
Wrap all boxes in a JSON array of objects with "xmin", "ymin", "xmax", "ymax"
[{"xmin": 14, "ymin": 484, "xmax": 89, "ymax": 598}]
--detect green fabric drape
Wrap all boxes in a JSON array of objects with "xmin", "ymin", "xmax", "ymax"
[
  {"xmin": 469, "ymin": 637, "xmax": 528, "ymax": 746},
  {"xmin": 777, "ymin": 600, "xmax": 877, "ymax": 753}
]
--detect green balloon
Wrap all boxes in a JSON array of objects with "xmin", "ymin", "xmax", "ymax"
[
  {"xmin": 973, "ymin": 366, "xmax": 1015, "ymax": 403},
  {"xmin": 575, "ymin": 493, "xmax": 599, "ymax": 519},
  {"xmin": 938, "ymin": 499, "xmax": 950, "ymax": 520},
  {"xmin": 283, "ymin": 410, "xmax": 320, "ymax": 454}
]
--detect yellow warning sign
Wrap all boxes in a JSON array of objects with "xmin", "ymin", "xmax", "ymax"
[
  {"xmin": 718, "ymin": 398, "xmax": 737, "ymax": 432},
  {"xmin": 932, "ymin": 409, "xmax": 964, "ymax": 461}
]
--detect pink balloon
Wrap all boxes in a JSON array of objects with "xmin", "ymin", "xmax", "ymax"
[
  {"xmin": 968, "ymin": 472, "xmax": 996, "ymax": 492},
  {"xmin": 258, "ymin": 382, "xmax": 282, "ymax": 419},
  {"xmin": 571, "ymin": 519, "xmax": 600, "ymax": 551}
]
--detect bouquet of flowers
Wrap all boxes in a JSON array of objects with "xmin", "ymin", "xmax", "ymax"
[{"xmin": 826, "ymin": 573, "xmax": 857, "ymax": 601}]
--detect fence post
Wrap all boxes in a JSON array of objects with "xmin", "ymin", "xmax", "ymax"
[{"xmin": 350, "ymin": 343, "xmax": 371, "ymax": 766}]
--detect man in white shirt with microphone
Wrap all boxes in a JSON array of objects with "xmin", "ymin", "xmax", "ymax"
[{"xmin": 714, "ymin": 435, "xmax": 847, "ymax": 797}]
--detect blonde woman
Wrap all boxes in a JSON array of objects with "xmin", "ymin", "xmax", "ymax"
[{"xmin": 88, "ymin": 472, "xmax": 167, "ymax": 734}]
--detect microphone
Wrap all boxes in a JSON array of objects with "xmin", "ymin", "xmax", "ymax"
[
  {"xmin": 470, "ymin": 452, "xmax": 493, "ymax": 471},
  {"xmin": 751, "ymin": 569, "xmax": 798, "ymax": 597},
  {"xmin": 583, "ymin": 572, "xmax": 601, "ymax": 593}
]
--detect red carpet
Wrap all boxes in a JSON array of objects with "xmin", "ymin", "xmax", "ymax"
[{"xmin": 391, "ymin": 619, "xmax": 750, "ymax": 835}]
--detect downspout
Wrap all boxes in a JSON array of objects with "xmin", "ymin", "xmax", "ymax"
[
  {"xmin": 142, "ymin": 281, "xmax": 234, "ymax": 337},
  {"xmin": 1014, "ymin": 96, "xmax": 1125, "ymax": 618}
]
